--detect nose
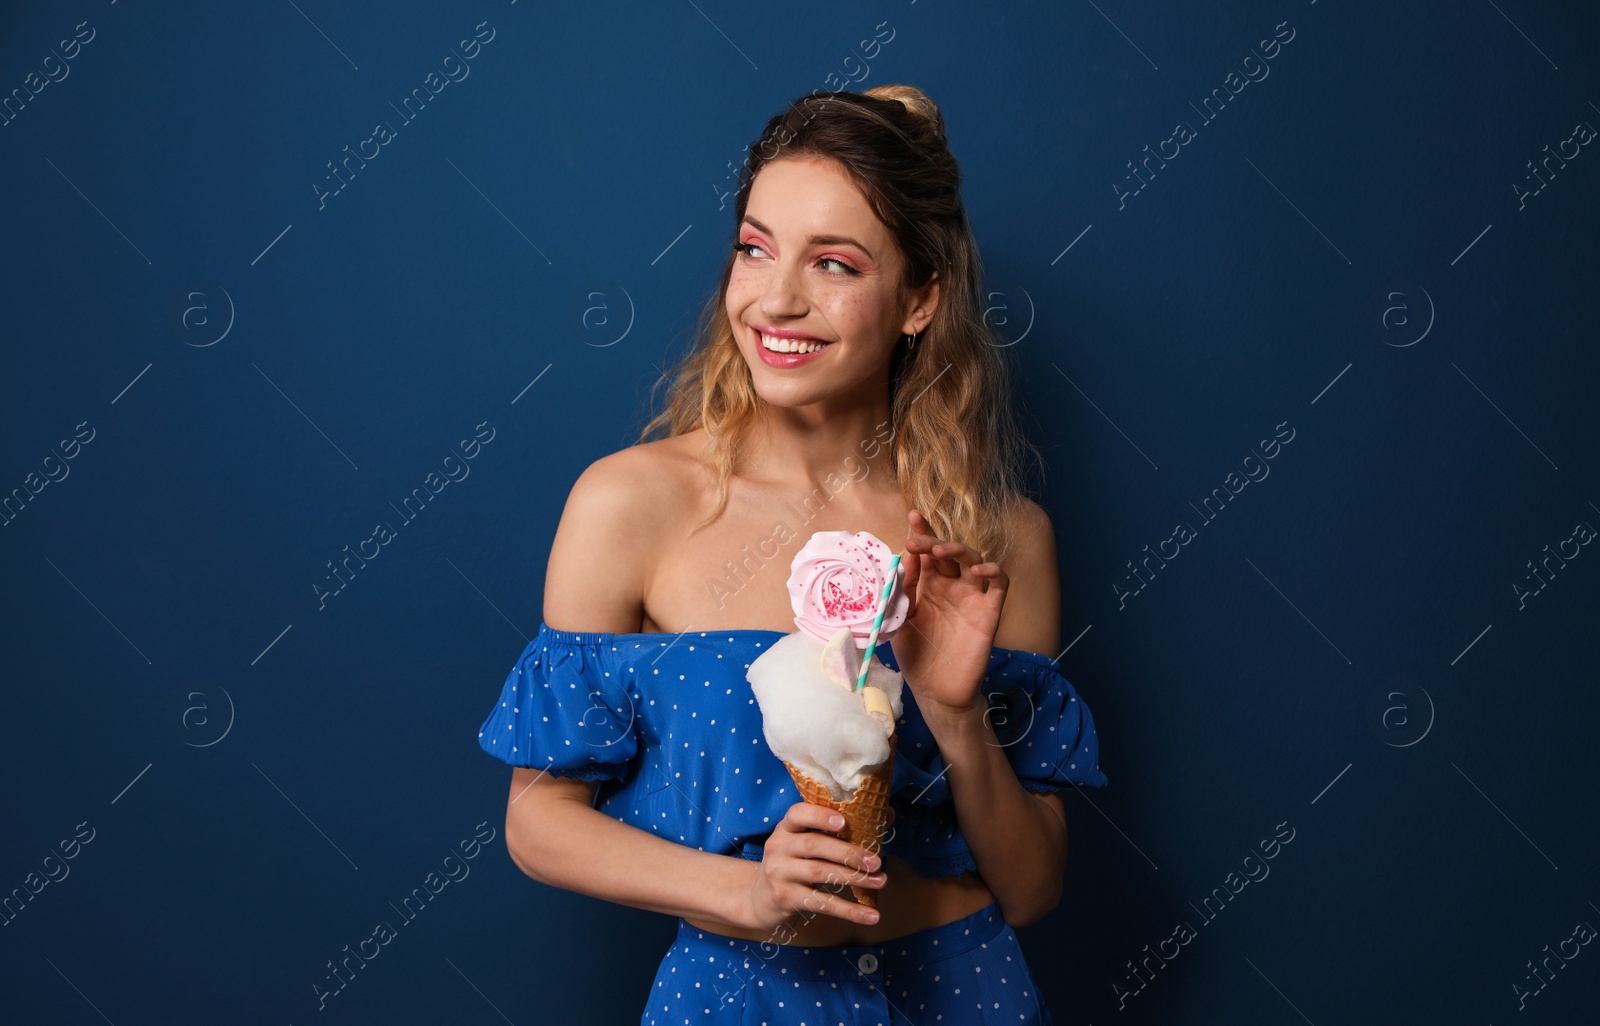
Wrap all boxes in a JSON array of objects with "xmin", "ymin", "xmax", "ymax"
[{"xmin": 759, "ymin": 259, "xmax": 807, "ymax": 319}]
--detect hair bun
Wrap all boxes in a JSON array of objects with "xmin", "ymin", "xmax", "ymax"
[{"xmin": 865, "ymin": 84, "xmax": 945, "ymax": 143}]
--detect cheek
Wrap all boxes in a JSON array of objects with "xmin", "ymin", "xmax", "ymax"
[
  {"xmin": 827, "ymin": 291, "xmax": 888, "ymax": 340},
  {"xmin": 725, "ymin": 270, "xmax": 759, "ymax": 311}
]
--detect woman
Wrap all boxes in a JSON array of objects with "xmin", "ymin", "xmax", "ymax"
[{"xmin": 478, "ymin": 85, "xmax": 1107, "ymax": 1024}]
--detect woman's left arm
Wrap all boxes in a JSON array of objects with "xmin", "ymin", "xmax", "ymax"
[
  {"xmin": 920, "ymin": 695, "xmax": 1069, "ymax": 928},
  {"xmin": 895, "ymin": 505, "xmax": 1070, "ymax": 927}
]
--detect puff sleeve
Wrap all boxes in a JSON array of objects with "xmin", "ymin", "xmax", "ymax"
[
  {"xmin": 986, "ymin": 650, "xmax": 1108, "ymax": 792},
  {"xmin": 476, "ymin": 625, "xmax": 641, "ymax": 783}
]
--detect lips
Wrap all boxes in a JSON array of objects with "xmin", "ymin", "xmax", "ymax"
[
  {"xmin": 752, "ymin": 323, "xmax": 827, "ymax": 342},
  {"xmin": 753, "ymin": 325, "xmax": 832, "ymax": 353},
  {"xmin": 752, "ymin": 324, "xmax": 833, "ymax": 367}
]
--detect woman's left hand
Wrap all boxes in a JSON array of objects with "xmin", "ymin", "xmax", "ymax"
[{"xmin": 891, "ymin": 509, "xmax": 1009, "ymax": 720}]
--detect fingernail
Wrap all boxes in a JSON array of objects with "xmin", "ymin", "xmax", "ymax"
[
  {"xmin": 864, "ymin": 855, "xmax": 879, "ymax": 870},
  {"xmin": 864, "ymin": 909, "xmax": 880, "ymax": 922},
  {"xmin": 830, "ymin": 814, "xmax": 844, "ymax": 829}
]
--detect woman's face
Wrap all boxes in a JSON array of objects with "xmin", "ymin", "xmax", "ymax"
[{"xmin": 726, "ymin": 155, "xmax": 935, "ymax": 410}]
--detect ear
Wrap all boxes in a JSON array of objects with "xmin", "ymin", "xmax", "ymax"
[
  {"xmin": 818, "ymin": 627, "xmax": 863, "ymax": 689},
  {"xmin": 901, "ymin": 271, "xmax": 940, "ymax": 336}
]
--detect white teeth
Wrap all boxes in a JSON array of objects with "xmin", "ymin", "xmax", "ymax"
[{"xmin": 760, "ymin": 331, "xmax": 829, "ymax": 354}]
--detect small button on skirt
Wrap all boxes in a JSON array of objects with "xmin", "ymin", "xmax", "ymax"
[{"xmin": 640, "ymin": 901, "xmax": 1055, "ymax": 1026}]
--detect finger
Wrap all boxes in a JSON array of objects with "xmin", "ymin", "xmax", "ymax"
[
  {"xmin": 782, "ymin": 802, "xmax": 847, "ymax": 836},
  {"xmin": 797, "ymin": 883, "xmax": 880, "ymax": 924},
  {"xmin": 904, "ymin": 509, "xmax": 940, "ymax": 551},
  {"xmin": 806, "ymin": 858, "xmax": 885, "ymax": 895},
  {"xmin": 975, "ymin": 561, "xmax": 1010, "ymax": 594},
  {"xmin": 918, "ymin": 533, "xmax": 978, "ymax": 578},
  {"xmin": 787, "ymin": 803, "xmax": 884, "ymax": 872},
  {"xmin": 928, "ymin": 542, "xmax": 965, "ymax": 577},
  {"xmin": 794, "ymin": 832, "xmax": 885, "ymax": 874},
  {"xmin": 929, "ymin": 540, "xmax": 974, "ymax": 562},
  {"xmin": 901, "ymin": 547, "xmax": 920, "ymax": 617},
  {"xmin": 800, "ymin": 856, "xmax": 887, "ymax": 896},
  {"xmin": 930, "ymin": 540, "xmax": 983, "ymax": 570},
  {"xmin": 969, "ymin": 560, "xmax": 1007, "ymax": 592}
]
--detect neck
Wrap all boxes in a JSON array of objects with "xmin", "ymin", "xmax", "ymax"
[{"xmin": 739, "ymin": 388, "xmax": 896, "ymax": 492}]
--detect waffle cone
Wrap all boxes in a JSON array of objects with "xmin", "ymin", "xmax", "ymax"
[{"xmin": 782, "ymin": 732, "xmax": 898, "ymax": 909}]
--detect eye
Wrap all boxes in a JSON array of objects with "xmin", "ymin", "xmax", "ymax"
[{"xmin": 734, "ymin": 241, "xmax": 860, "ymax": 277}]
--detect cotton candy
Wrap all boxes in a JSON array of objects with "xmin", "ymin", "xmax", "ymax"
[{"xmin": 746, "ymin": 628, "xmax": 904, "ymax": 800}]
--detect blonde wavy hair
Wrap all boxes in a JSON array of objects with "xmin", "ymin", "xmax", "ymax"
[{"xmin": 637, "ymin": 84, "xmax": 1042, "ymax": 565}]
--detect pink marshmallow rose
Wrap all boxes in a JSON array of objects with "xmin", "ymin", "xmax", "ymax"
[{"xmin": 786, "ymin": 530, "xmax": 910, "ymax": 648}]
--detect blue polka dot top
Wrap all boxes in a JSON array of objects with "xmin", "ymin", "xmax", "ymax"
[{"xmin": 477, "ymin": 623, "xmax": 1108, "ymax": 878}]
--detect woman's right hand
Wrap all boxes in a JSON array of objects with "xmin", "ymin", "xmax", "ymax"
[{"xmin": 743, "ymin": 800, "xmax": 889, "ymax": 933}]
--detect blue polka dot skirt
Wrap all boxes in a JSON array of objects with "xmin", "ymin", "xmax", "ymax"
[{"xmin": 640, "ymin": 901, "xmax": 1055, "ymax": 1025}]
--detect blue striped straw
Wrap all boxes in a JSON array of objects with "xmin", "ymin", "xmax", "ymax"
[{"xmin": 855, "ymin": 553, "xmax": 902, "ymax": 693}]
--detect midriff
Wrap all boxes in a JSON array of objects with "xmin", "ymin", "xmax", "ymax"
[{"xmin": 683, "ymin": 854, "xmax": 997, "ymax": 946}]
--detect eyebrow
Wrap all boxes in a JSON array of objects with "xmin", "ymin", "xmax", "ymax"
[{"xmin": 741, "ymin": 216, "xmax": 876, "ymax": 262}]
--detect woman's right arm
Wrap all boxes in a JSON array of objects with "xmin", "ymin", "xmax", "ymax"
[
  {"xmin": 499, "ymin": 450, "xmax": 883, "ymax": 931},
  {"xmin": 503, "ymin": 770, "xmax": 885, "ymax": 931},
  {"xmin": 503, "ymin": 769, "xmax": 760, "ymax": 929}
]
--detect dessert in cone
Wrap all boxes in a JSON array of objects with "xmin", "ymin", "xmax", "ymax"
[
  {"xmin": 782, "ymin": 731, "xmax": 898, "ymax": 909},
  {"xmin": 745, "ymin": 529, "xmax": 911, "ymax": 913}
]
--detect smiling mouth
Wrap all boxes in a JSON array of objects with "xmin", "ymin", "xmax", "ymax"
[{"xmin": 755, "ymin": 327, "xmax": 833, "ymax": 354}]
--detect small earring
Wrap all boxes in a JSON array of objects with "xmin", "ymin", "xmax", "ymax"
[{"xmin": 906, "ymin": 331, "xmax": 919, "ymax": 350}]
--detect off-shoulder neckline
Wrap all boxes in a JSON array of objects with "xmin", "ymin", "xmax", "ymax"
[{"xmin": 535, "ymin": 620, "xmax": 1062, "ymax": 667}]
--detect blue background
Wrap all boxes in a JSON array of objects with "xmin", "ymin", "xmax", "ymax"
[{"xmin": 3, "ymin": 1, "xmax": 1597, "ymax": 1023}]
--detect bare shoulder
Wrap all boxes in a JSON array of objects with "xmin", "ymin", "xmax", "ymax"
[
  {"xmin": 990, "ymin": 496, "xmax": 1062, "ymax": 658},
  {"xmin": 541, "ymin": 435, "xmax": 703, "ymax": 634}
]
